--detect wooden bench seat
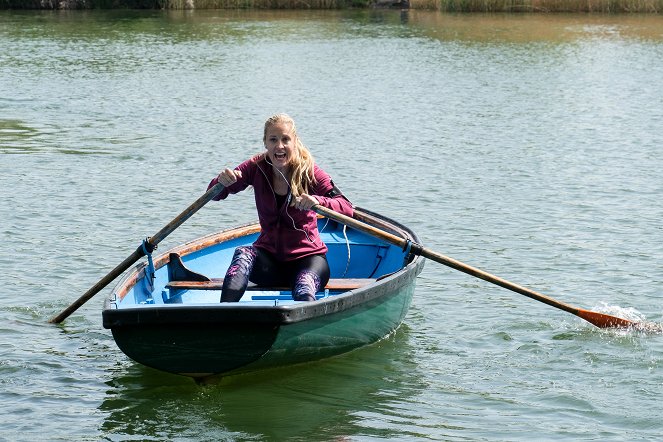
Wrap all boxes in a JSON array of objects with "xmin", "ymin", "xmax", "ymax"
[{"xmin": 165, "ymin": 278, "xmax": 375, "ymax": 292}]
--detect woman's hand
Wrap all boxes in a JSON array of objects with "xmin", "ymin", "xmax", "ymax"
[
  {"xmin": 291, "ymin": 194, "xmax": 319, "ymax": 211},
  {"xmin": 217, "ymin": 168, "xmax": 242, "ymax": 187}
]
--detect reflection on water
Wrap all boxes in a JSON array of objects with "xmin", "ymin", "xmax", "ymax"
[
  {"xmin": 2, "ymin": 9, "xmax": 663, "ymax": 43},
  {"xmin": 99, "ymin": 327, "xmax": 427, "ymax": 440},
  {"xmin": 407, "ymin": 11, "xmax": 663, "ymax": 42},
  {"xmin": 0, "ymin": 119, "xmax": 40, "ymax": 153}
]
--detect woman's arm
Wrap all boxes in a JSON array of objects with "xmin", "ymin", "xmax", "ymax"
[
  {"xmin": 207, "ymin": 159, "xmax": 255, "ymax": 201},
  {"xmin": 298, "ymin": 165, "xmax": 353, "ymax": 216}
]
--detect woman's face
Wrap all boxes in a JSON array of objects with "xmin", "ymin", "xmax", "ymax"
[{"xmin": 264, "ymin": 122, "xmax": 296, "ymax": 172}]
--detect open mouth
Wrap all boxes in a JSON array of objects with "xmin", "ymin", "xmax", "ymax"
[{"xmin": 274, "ymin": 152, "xmax": 287, "ymax": 161}]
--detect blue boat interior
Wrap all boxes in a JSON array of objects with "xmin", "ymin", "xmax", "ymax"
[{"xmin": 111, "ymin": 219, "xmax": 411, "ymax": 308}]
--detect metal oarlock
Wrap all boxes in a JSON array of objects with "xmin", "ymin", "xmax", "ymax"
[{"xmin": 141, "ymin": 239, "xmax": 156, "ymax": 294}]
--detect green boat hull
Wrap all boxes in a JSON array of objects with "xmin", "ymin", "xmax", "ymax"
[{"xmin": 108, "ymin": 269, "xmax": 419, "ymax": 378}]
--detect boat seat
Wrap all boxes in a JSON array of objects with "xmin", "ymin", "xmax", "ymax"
[
  {"xmin": 163, "ymin": 253, "xmax": 375, "ymax": 304},
  {"xmin": 165, "ymin": 278, "xmax": 375, "ymax": 292},
  {"xmin": 165, "ymin": 252, "xmax": 375, "ymax": 291}
]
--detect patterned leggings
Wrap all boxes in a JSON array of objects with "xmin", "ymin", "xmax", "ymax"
[{"xmin": 221, "ymin": 246, "xmax": 330, "ymax": 302}]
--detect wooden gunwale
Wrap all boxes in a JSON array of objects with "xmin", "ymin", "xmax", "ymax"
[{"xmin": 111, "ymin": 209, "xmax": 406, "ymax": 302}]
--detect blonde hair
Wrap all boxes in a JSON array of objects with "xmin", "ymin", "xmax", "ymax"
[{"xmin": 263, "ymin": 113, "xmax": 316, "ymax": 197}]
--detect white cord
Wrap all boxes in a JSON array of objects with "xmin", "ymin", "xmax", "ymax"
[
  {"xmin": 320, "ymin": 218, "xmax": 330, "ymax": 233},
  {"xmin": 267, "ymin": 161, "xmax": 351, "ymax": 276},
  {"xmin": 342, "ymin": 224, "xmax": 350, "ymax": 278},
  {"xmin": 271, "ymin": 165, "xmax": 314, "ymax": 243}
]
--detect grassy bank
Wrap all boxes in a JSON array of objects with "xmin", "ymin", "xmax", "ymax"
[
  {"xmin": 418, "ymin": 0, "xmax": 661, "ymax": 11},
  {"xmin": 2, "ymin": 0, "xmax": 661, "ymax": 12}
]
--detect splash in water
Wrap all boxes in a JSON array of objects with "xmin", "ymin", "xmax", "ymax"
[{"xmin": 591, "ymin": 302, "xmax": 662, "ymax": 334}]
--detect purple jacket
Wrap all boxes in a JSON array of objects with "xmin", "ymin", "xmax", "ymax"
[{"xmin": 208, "ymin": 155, "xmax": 354, "ymax": 261}]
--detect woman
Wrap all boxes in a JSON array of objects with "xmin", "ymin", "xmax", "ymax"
[{"xmin": 208, "ymin": 114, "xmax": 354, "ymax": 302}]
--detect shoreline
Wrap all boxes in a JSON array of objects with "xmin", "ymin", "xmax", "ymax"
[{"xmin": 2, "ymin": 0, "xmax": 661, "ymax": 12}]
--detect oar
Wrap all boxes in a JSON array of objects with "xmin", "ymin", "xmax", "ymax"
[
  {"xmin": 49, "ymin": 183, "xmax": 225, "ymax": 324},
  {"xmin": 314, "ymin": 205, "xmax": 659, "ymax": 332}
]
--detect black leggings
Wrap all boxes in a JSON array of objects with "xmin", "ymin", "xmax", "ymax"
[{"xmin": 221, "ymin": 246, "xmax": 330, "ymax": 302}]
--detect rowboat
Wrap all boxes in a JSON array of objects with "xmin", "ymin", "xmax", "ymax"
[{"xmin": 102, "ymin": 208, "xmax": 425, "ymax": 379}]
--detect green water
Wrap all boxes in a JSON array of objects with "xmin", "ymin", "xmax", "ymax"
[{"xmin": 1, "ymin": 9, "xmax": 662, "ymax": 441}]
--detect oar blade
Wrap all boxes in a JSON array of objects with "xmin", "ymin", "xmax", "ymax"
[
  {"xmin": 576, "ymin": 309, "xmax": 635, "ymax": 328},
  {"xmin": 576, "ymin": 309, "xmax": 662, "ymax": 333}
]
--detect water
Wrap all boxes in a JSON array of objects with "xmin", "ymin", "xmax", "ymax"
[{"xmin": 1, "ymin": 9, "xmax": 663, "ymax": 441}]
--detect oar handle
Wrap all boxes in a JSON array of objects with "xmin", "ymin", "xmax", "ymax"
[
  {"xmin": 148, "ymin": 182, "xmax": 225, "ymax": 248},
  {"xmin": 313, "ymin": 204, "xmax": 640, "ymax": 330},
  {"xmin": 49, "ymin": 183, "xmax": 225, "ymax": 324},
  {"xmin": 313, "ymin": 205, "xmax": 409, "ymax": 248}
]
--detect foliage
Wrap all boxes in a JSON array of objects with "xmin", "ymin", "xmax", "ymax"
[{"xmin": 1, "ymin": 0, "xmax": 660, "ymax": 10}]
